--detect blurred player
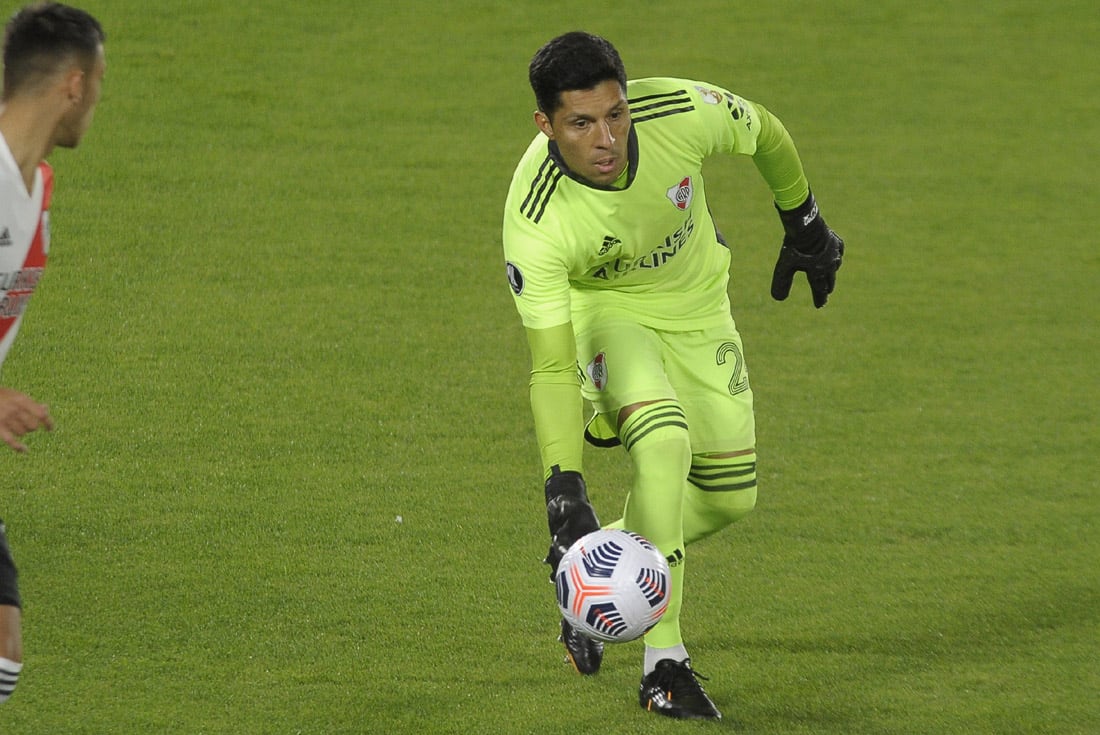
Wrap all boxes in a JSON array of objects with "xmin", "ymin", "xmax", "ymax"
[
  {"xmin": 502, "ymin": 32, "xmax": 843, "ymax": 719},
  {"xmin": 0, "ymin": 2, "xmax": 105, "ymax": 704}
]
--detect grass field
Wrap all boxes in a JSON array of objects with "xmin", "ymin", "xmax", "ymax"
[{"xmin": 2, "ymin": 1, "xmax": 1097, "ymax": 733}]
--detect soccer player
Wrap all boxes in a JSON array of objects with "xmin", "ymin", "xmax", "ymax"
[
  {"xmin": 502, "ymin": 32, "xmax": 843, "ymax": 719},
  {"xmin": 0, "ymin": 2, "xmax": 106, "ymax": 704}
]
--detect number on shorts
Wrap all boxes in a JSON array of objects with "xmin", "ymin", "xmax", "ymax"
[{"xmin": 716, "ymin": 342, "xmax": 749, "ymax": 396}]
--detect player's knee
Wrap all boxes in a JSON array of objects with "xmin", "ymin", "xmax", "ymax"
[
  {"xmin": 0, "ymin": 601, "xmax": 22, "ymax": 663},
  {"xmin": 620, "ymin": 400, "xmax": 691, "ymax": 472},
  {"xmin": 694, "ymin": 486, "xmax": 756, "ymax": 531},
  {"xmin": 619, "ymin": 399, "xmax": 689, "ymax": 444},
  {"xmin": 688, "ymin": 453, "xmax": 758, "ymax": 524},
  {"xmin": 0, "ymin": 657, "xmax": 21, "ymax": 704},
  {"xmin": 720, "ymin": 484, "xmax": 757, "ymax": 521}
]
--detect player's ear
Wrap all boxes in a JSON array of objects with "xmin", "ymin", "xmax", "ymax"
[
  {"xmin": 534, "ymin": 110, "xmax": 555, "ymax": 140},
  {"xmin": 63, "ymin": 66, "xmax": 86, "ymax": 105}
]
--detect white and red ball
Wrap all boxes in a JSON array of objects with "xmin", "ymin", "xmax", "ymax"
[{"xmin": 555, "ymin": 529, "xmax": 670, "ymax": 643}]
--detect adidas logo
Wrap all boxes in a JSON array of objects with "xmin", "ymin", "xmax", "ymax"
[
  {"xmin": 0, "ymin": 227, "xmax": 11, "ymax": 247},
  {"xmin": 598, "ymin": 235, "xmax": 620, "ymax": 256},
  {"xmin": 666, "ymin": 548, "xmax": 684, "ymax": 568}
]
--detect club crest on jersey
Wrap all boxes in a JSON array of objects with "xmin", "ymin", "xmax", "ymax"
[
  {"xmin": 586, "ymin": 352, "xmax": 608, "ymax": 391},
  {"xmin": 506, "ymin": 261, "xmax": 524, "ymax": 295},
  {"xmin": 666, "ymin": 177, "xmax": 693, "ymax": 210}
]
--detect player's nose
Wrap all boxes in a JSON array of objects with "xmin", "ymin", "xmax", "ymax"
[{"xmin": 596, "ymin": 120, "xmax": 615, "ymax": 147}]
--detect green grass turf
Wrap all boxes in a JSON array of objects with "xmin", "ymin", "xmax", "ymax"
[{"xmin": 2, "ymin": 1, "xmax": 1097, "ymax": 732}]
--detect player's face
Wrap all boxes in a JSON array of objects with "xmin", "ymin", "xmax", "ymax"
[
  {"xmin": 536, "ymin": 79, "xmax": 630, "ymax": 186},
  {"xmin": 55, "ymin": 45, "xmax": 106, "ymax": 149}
]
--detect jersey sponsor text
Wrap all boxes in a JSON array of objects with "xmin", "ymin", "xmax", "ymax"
[{"xmin": 588, "ymin": 215, "xmax": 695, "ymax": 281}]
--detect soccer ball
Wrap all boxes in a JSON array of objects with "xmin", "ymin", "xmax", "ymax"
[{"xmin": 555, "ymin": 529, "xmax": 671, "ymax": 643}]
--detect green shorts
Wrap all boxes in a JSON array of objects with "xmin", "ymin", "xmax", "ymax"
[{"xmin": 576, "ymin": 318, "xmax": 756, "ymax": 454}]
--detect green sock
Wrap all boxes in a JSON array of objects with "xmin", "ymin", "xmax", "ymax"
[
  {"xmin": 683, "ymin": 452, "xmax": 758, "ymax": 545},
  {"xmin": 614, "ymin": 400, "xmax": 691, "ymax": 650}
]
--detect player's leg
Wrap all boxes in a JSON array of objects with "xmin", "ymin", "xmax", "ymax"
[
  {"xmin": 0, "ymin": 607, "xmax": 21, "ymax": 704},
  {"xmin": 601, "ymin": 444, "xmax": 757, "ymax": 546},
  {"xmin": 612, "ymin": 400, "xmax": 722, "ymax": 720},
  {"xmin": 630, "ymin": 322, "xmax": 759, "ymax": 719},
  {"xmin": 662, "ymin": 324, "xmax": 758, "ymax": 545},
  {"xmin": 0, "ymin": 520, "xmax": 23, "ymax": 704},
  {"xmin": 578, "ymin": 323, "xmax": 688, "ymax": 635},
  {"xmin": 683, "ymin": 449, "xmax": 757, "ymax": 545},
  {"xmin": 616, "ymin": 398, "xmax": 690, "ymax": 659},
  {"xmin": 569, "ymin": 322, "xmax": 672, "ymax": 678},
  {"xmin": 578, "ymin": 323, "xmax": 720, "ymax": 718}
]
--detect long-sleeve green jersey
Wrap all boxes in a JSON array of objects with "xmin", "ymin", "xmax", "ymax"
[{"xmin": 501, "ymin": 77, "xmax": 810, "ymax": 477}]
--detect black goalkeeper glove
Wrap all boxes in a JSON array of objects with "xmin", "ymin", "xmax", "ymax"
[
  {"xmin": 771, "ymin": 191, "xmax": 845, "ymax": 308},
  {"xmin": 543, "ymin": 469, "xmax": 600, "ymax": 579}
]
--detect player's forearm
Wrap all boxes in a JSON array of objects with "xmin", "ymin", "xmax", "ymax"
[
  {"xmin": 526, "ymin": 323, "xmax": 584, "ymax": 478},
  {"xmin": 530, "ymin": 380, "xmax": 584, "ymax": 478},
  {"xmin": 750, "ymin": 103, "xmax": 811, "ymax": 210}
]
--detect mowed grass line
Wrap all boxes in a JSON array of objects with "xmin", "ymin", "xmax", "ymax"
[{"xmin": 1, "ymin": 1, "xmax": 1096, "ymax": 733}]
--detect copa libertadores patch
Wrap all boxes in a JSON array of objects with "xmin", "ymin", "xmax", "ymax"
[{"xmin": 506, "ymin": 261, "xmax": 524, "ymax": 295}]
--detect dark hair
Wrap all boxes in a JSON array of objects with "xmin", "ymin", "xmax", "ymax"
[
  {"xmin": 529, "ymin": 31, "xmax": 627, "ymax": 115},
  {"xmin": 3, "ymin": 2, "xmax": 105, "ymax": 98}
]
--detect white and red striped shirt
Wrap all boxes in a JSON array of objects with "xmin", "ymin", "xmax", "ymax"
[{"xmin": 0, "ymin": 132, "xmax": 52, "ymax": 372}]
